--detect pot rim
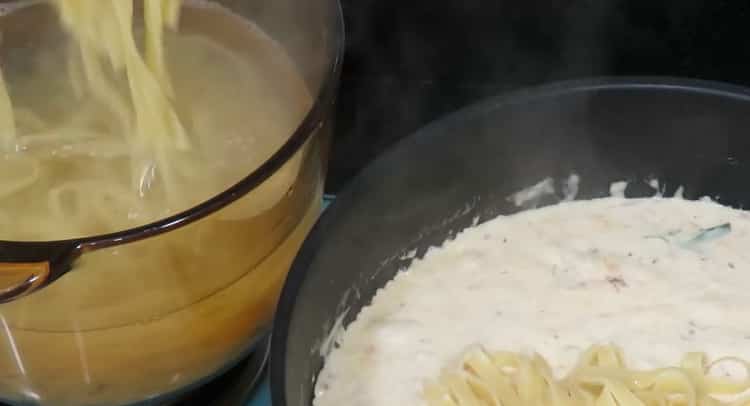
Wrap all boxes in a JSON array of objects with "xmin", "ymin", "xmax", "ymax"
[
  {"xmin": 0, "ymin": 1, "xmax": 346, "ymax": 250},
  {"xmin": 0, "ymin": 0, "xmax": 346, "ymax": 303}
]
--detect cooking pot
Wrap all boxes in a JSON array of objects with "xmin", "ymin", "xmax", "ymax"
[
  {"xmin": 270, "ymin": 77, "xmax": 750, "ymax": 406},
  {"xmin": 0, "ymin": 0, "xmax": 343, "ymax": 405}
]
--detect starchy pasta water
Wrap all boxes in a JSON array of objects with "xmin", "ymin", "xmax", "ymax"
[
  {"xmin": 0, "ymin": 1, "xmax": 323, "ymax": 404},
  {"xmin": 0, "ymin": 0, "xmax": 308, "ymax": 240}
]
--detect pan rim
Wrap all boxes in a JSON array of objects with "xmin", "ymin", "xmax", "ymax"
[{"xmin": 269, "ymin": 75, "xmax": 750, "ymax": 406}]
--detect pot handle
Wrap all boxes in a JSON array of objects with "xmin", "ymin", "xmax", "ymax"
[{"xmin": 0, "ymin": 241, "xmax": 82, "ymax": 303}]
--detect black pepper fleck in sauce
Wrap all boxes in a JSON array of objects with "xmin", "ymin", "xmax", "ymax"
[{"xmin": 606, "ymin": 276, "xmax": 628, "ymax": 291}]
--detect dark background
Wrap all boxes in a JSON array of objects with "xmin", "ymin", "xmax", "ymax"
[{"xmin": 325, "ymin": 0, "xmax": 750, "ymax": 193}]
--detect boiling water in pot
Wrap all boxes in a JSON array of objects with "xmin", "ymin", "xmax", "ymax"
[
  {"xmin": 0, "ymin": 0, "xmax": 313, "ymax": 238},
  {"xmin": 0, "ymin": 1, "xmax": 322, "ymax": 405}
]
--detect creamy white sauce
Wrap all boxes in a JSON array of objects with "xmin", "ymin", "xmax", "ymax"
[{"xmin": 314, "ymin": 196, "xmax": 750, "ymax": 406}]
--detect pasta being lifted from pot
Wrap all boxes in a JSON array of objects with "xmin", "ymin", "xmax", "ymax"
[
  {"xmin": 0, "ymin": 0, "xmax": 187, "ymax": 237},
  {"xmin": 0, "ymin": 0, "xmax": 308, "ymax": 240}
]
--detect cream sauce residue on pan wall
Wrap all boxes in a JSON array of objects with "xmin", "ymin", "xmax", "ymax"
[{"xmin": 314, "ymin": 178, "xmax": 750, "ymax": 406}]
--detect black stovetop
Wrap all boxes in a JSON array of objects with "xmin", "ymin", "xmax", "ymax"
[{"xmin": 327, "ymin": 0, "xmax": 750, "ymax": 193}]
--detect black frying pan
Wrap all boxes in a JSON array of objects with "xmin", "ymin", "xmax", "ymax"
[{"xmin": 269, "ymin": 77, "xmax": 750, "ymax": 406}]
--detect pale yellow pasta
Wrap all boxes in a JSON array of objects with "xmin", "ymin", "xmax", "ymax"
[
  {"xmin": 423, "ymin": 346, "xmax": 750, "ymax": 406},
  {"xmin": 0, "ymin": 0, "xmax": 192, "ymax": 218},
  {"xmin": 144, "ymin": 0, "xmax": 173, "ymax": 98},
  {"xmin": 0, "ymin": 63, "xmax": 15, "ymax": 152},
  {"xmin": 0, "ymin": 0, "xmax": 307, "ymax": 231},
  {"xmin": 163, "ymin": 0, "xmax": 182, "ymax": 28},
  {"xmin": 48, "ymin": 0, "xmax": 188, "ymax": 195}
]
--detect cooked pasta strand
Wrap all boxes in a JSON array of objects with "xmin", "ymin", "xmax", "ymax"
[{"xmin": 424, "ymin": 346, "xmax": 750, "ymax": 406}]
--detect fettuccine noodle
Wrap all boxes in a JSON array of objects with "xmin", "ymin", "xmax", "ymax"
[
  {"xmin": 52, "ymin": 0, "xmax": 188, "ymax": 197},
  {"xmin": 423, "ymin": 346, "xmax": 750, "ymax": 406},
  {"xmin": 0, "ymin": 62, "xmax": 15, "ymax": 152},
  {"xmin": 0, "ymin": 0, "xmax": 187, "ymax": 211}
]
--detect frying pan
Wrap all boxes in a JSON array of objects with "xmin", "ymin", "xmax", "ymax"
[{"xmin": 269, "ymin": 77, "xmax": 750, "ymax": 406}]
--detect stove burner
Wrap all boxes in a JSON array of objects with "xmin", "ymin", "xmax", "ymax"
[
  {"xmin": 176, "ymin": 334, "xmax": 270, "ymax": 405},
  {"xmin": 0, "ymin": 335, "xmax": 271, "ymax": 406}
]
